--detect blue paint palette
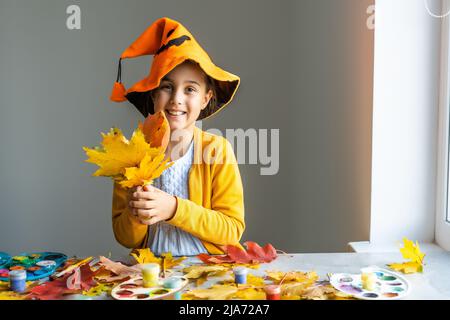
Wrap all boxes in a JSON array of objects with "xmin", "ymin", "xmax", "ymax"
[
  {"xmin": 0, "ymin": 252, "xmax": 11, "ymax": 269},
  {"xmin": 330, "ymin": 266, "xmax": 410, "ymax": 300},
  {"xmin": 0, "ymin": 252, "xmax": 67, "ymax": 282}
]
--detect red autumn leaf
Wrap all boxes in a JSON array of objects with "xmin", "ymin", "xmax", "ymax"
[
  {"xmin": 225, "ymin": 245, "xmax": 252, "ymax": 264},
  {"xmin": 28, "ymin": 275, "xmax": 78, "ymax": 300},
  {"xmin": 244, "ymin": 241, "xmax": 277, "ymax": 263},
  {"xmin": 29, "ymin": 264, "xmax": 102, "ymax": 299},
  {"xmin": 197, "ymin": 241, "xmax": 278, "ymax": 265}
]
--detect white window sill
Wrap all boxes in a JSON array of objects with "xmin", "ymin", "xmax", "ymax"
[{"xmin": 348, "ymin": 241, "xmax": 446, "ymax": 254}]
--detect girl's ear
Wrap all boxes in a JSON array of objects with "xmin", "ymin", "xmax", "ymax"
[{"xmin": 201, "ymin": 89, "xmax": 213, "ymax": 110}]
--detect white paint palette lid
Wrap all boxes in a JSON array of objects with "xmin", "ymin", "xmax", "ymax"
[{"xmin": 330, "ymin": 266, "xmax": 410, "ymax": 300}]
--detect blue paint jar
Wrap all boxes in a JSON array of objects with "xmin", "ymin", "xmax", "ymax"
[
  {"xmin": 233, "ymin": 267, "xmax": 248, "ymax": 284},
  {"xmin": 9, "ymin": 270, "xmax": 26, "ymax": 293}
]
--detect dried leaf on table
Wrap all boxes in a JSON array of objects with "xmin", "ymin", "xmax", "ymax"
[
  {"xmin": 281, "ymin": 294, "xmax": 302, "ymax": 300},
  {"xmin": 387, "ymin": 261, "xmax": 422, "ymax": 274},
  {"xmin": 0, "ymin": 291, "xmax": 27, "ymax": 300},
  {"xmin": 184, "ymin": 285, "xmax": 238, "ymax": 300},
  {"xmin": 28, "ymin": 276, "xmax": 79, "ymax": 300},
  {"xmin": 219, "ymin": 274, "xmax": 265, "ymax": 288},
  {"xmin": 160, "ymin": 252, "xmax": 186, "ymax": 269},
  {"xmin": 281, "ymin": 281, "xmax": 315, "ymax": 297},
  {"xmin": 272, "ymin": 271, "xmax": 318, "ymax": 298},
  {"xmin": 82, "ymin": 283, "xmax": 113, "ymax": 297},
  {"xmin": 197, "ymin": 241, "xmax": 278, "ymax": 265},
  {"xmin": 183, "ymin": 265, "xmax": 228, "ymax": 280},
  {"xmin": 130, "ymin": 249, "xmax": 185, "ymax": 269},
  {"xmin": 387, "ymin": 237, "xmax": 425, "ymax": 274},
  {"xmin": 266, "ymin": 270, "xmax": 319, "ymax": 284},
  {"xmin": 66, "ymin": 264, "xmax": 101, "ymax": 291},
  {"xmin": 232, "ymin": 288, "xmax": 266, "ymax": 300},
  {"xmin": 301, "ymin": 284, "xmax": 337, "ymax": 300},
  {"xmin": 98, "ymin": 256, "xmax": 140, "ymax": 278}
]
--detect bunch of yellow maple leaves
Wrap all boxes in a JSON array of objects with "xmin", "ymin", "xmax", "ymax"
[{"xmin": 82, "ymin": 111, "xmax": 172, "ymax": 189}]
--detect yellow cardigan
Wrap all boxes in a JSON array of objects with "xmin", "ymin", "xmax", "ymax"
[{"xmin": 112, "ymin": 126, "xmax": 245, "ymax": 254}]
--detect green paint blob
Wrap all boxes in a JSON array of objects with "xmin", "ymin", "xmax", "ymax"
[{"xmin": 381, "ymin": 276, "xmax": 396, "ymax": 281}]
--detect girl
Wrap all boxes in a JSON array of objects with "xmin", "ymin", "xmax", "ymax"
[{"xmin": 110, "ymin": 17, "xmax": 245, "ymax": 256}]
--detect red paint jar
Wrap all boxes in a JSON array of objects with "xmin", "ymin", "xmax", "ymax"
[{"xmin": 264, "ymin": 285, "xmax": 281, "ymax": 300}]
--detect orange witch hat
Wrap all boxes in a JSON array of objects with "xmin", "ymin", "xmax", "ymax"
[{"xmin": 110, "ymin": 17, "xmax": 240, "ymax": 120}]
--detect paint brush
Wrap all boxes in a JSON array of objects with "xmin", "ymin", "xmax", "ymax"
[
  {"xmin": 160, "ymin": 256, "xmax": 166, "ymax": 278},
  {"xmin": 53, "ymin": 256, "xmax": 93, "ymax": 278}
]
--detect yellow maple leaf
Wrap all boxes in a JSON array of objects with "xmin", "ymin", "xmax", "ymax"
[
  {"xmin": 301, "ymin": 284, "xmax": 337, "ymax": 300},
  {"xmin": 83, "ymin": 128, "xmax": 154, "ymax": 178},
  {"xmin": 232, "ymin": 288, "xmax": 266, "ymax": 300},
  {"xmin": 130, "ymin": 249, "xmax": 185, "ymax": 269},
  {"xmin": 387, "ymin": 261, "xmax": 422, "ymax": 274},
  {"xmin": 82, "ymin": 283, "xmax": 113, "ymax": 297},
  {"xmin": 0, "ymin": 291, "xmax": 27, "ymax": 300},
  {"xmin": 119, "ymin": 152, "xmax": 172, "ymax": 189},
  {"xmin": 185, "ymin": 284, "xmax": 238, "ymax": 300},
  {"xmin": 400, "ymin": 238, "xmax": 425, "ymax": 265},
  {"xmin": 130, "ymin": 248, "xmax": 159, "ymax": 264},
  {"xmin": 387, "ymin": 237, "xmax": 425, "ymax": 274},
  {"xmin": 266, "ymin": 271, "xmax": 318, "ymax": 284},
  {"xmin": 281, "ymin": 294, "xmax": 301, "ymax": 300},
  {"xmin": 183, "ymin": 265, "xmax": 228, "ymax": 280},
  {"xmin": 219, "ymin": 273, "xmax": 265, "ymax": 288},
  {"xmin": 281, "ymin": 280, "xmax": 316, "ymax": 297}
]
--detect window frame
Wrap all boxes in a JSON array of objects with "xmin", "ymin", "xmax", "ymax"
[{"xmin": 436, "ymin": 0, "xmax": 450, "ymax": 250}]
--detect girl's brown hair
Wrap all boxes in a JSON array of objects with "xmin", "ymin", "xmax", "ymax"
[{"xmin": 150, "ymin": 59, "xmax": 218, "ymax": 119}]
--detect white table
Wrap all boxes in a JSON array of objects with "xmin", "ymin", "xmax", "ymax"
[{"xmin": 70, "ymin": 251, "xmax": 450, "ymax": 300}]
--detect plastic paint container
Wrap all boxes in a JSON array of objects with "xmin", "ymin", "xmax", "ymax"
[
  {"xmin": 264, "ymin": 285, "xmax": 281, "ymax": 300},
  {"xmin": 163, "ymin": 277, "xmax": 182, "ymax": 289},
  {"xmin": 233, "ymin": 267, "xmax": 248, "ymax": 285},
  {"xmin": 361, "ymin": 268, "xmax": 377, "ymax": 291},
  {"xmin": 163, "ymin": 277, "xmax": 183, "ymax": 300},
  {"xmin": 141, "ymin": 263, "xmax": 160, "ymax": 288},
  {"xmin": 9, "ymin": 270, "xmax": 27, "ymax": 293}
]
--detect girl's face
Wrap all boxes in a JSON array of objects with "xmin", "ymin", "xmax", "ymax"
[{"xmin": 152, "ymin": 62, "xmax": 213, "ymax": 133}]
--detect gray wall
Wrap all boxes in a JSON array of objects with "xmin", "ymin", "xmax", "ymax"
[{"xmin": 0, "ymin": 0, "xmax": 374, "ymax": 257}]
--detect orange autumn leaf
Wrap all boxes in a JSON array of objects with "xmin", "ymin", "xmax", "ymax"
[{"xmin": 139, "ymin": 110, "xmax": 170, "ymax": 151}]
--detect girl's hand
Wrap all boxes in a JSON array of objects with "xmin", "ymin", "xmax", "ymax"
[{"xmin": 128, "ymin": 185, "xmax": 177, "ymax": 225}]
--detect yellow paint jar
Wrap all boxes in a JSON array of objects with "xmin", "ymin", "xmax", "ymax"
[
  {"xmin": 361, "ymin": 270, "xmax": 377, "ymax": 291},
  {"xmin": 142, "ymin": 263, "xmax": 160, "ymax": 288}
]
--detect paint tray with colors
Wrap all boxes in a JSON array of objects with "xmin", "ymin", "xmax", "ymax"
[
  {"xmin": 111, "ymin": 276, "xmax": 188, "ymax": 300},
  {"xmin": 0, "ymin": 252, "xmax": 67, "ymax": 282},
  {"xmin": 330, "ymin": 266, "xmax": 410, "ymax": 300}
]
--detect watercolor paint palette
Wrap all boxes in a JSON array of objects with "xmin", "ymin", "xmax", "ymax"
[
  {"xmin": 330, "ymin": 266, "xmax": 410, "ymax": 300},
  {"xmin": 0, "ymin": 252, "xmax": 67, "ymax": 282},
  {"xmin": 111, "ymin": 276, "xmax": 188, "ymax": 300}
]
